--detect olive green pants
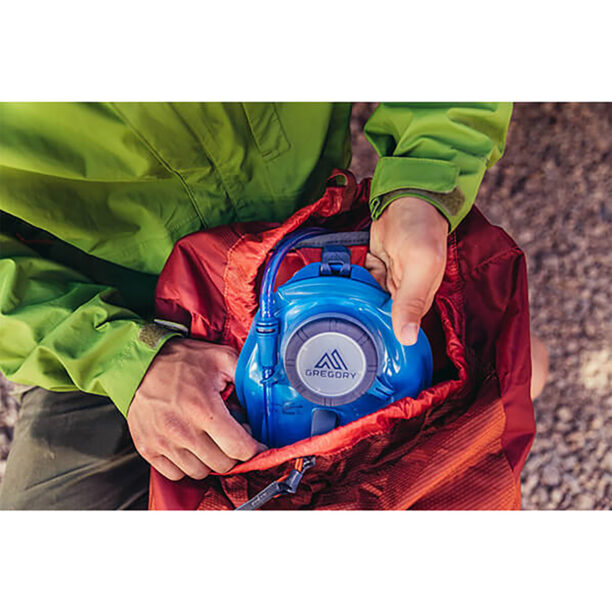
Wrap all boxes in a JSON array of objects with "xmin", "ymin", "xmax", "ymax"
[{"xmin": 0, "ymin": 388, "xmax": 149, "ymax": 510}]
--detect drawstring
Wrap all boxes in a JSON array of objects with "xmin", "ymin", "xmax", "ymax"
[{"xmin": 235, "ymin": 456, "xmax": 315, "ymax": 511}]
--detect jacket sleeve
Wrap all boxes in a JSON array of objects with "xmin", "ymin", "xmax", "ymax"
[
  {"xmin": 0, "ymin": 232, "xmax": 180, "ymax": 416},
  {"xmin": 364, "ymin": 103, "xmax": 513, "ymax": 231}
]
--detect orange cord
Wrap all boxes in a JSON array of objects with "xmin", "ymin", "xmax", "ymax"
[{"xmin": 272, "ymin": 458, "xmax": 305, "ymax": 498}]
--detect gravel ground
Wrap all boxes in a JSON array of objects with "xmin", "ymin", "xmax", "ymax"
[
  {"xmin": 1, "ymin": 102, "xmax": 610, "ymax": 509},
  {"xmin": 0, "ymin": 377, "xmax": 18, "ymax": 483},
  {"xmin": 478, "ymin": 103, "xmax": 612, "ymax": 510}
]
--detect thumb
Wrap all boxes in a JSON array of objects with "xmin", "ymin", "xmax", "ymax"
[{"xmin": 391, "ymin": 260, "xmax": 436, "ymax": 346}]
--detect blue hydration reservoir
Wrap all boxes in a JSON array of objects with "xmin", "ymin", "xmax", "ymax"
[{"xmin": 235, "ymin": 228, "xmax": 433, "ymax": 448}]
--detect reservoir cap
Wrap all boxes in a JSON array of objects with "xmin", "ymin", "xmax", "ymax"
[{"xmin": 284, "ymin": 317, "xmax": 378, "ymax": 406}]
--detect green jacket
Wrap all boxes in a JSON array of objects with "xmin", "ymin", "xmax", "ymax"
[{"xmin": 0, "ymin": 102, "xmax": 512, "ymax": 415}]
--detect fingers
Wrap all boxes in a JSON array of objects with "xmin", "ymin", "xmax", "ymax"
[
  {"xmin": 150, "ymin": 435, "xmax": 238, "ymax": 482},
  {"xmin": 167, "ymin": 448, "xmax": 212, "ymax": 480},
  {"xmin": 392, "ymin": 269, "xmax": 434, "ymax": 345},
  {"xmin": 391, "ymin": 240, "xmax": 446, "ymax": 346},
  {"xmin": 368, "ymin": 195, "xmax": 449, "ymax": 346},
  {"xmin": 155, "ymin": 393, "xmax": 264, "ymax": 477},
  {"xmin": 128, "ymin": 339, "xmax": 267, "ymax": 483},
  {"xmin": 364, "ymin": 252, "xmax": 388, "ymax": 290},
  {"xmin": 198, "ymin": 392, "xmax": 268, "ymax": 461},
  {"xmin": 149, "ymin": 455, "xmax": 187, "ymax": 481},
  {"xmin": 190, "ymin": 434, "xmax": 238, "ymax": 474}
]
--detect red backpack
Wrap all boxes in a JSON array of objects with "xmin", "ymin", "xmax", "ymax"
[{"xmin": 149, "ymin": 170, "xmax": 535, "ymax": 510}]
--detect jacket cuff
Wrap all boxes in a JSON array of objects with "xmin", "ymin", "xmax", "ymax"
[
  {"xmin": 371, "ymin": 188, "xmax": 465, "ymax": 233},
  {"xmin": 369, "ymin": 157, "xmax": 469, "ymax": 231},
  {"xmin": 97, "ymin": 322, "xmax": 181, "ymax": 417}
]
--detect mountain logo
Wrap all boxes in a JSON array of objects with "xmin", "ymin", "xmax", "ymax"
[{"xmin": 314, "ymin": 349, "xmax": 348, "ymax": 371}]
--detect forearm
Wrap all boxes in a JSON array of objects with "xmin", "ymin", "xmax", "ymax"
[
  {"xmin": 365, "ymin": 102, "xmax": 513, "ymax": 230},
  {"xmin": 0, "ymin": 232, "xmax": 179, "ymax": 416}
]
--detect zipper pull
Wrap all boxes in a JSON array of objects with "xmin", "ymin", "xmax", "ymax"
[{"xmin": 235, "ymin": 456, "xmax": 316, "ymax": 511}]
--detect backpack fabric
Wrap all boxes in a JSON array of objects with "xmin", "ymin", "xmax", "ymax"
[{"xmin": 149, "ymin": 170, "xmax": 535, "ymax": 510}]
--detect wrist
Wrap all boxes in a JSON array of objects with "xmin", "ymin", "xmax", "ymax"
[
  {"xmin": 383, "ymin": 195, "xmax": 450, "ymax": 235},
  {"xmin": 109, "ymin": 322, "xmax": 182, "ymax": 417},
  {"xmin": 371, "ymin": 189, "xmax": 458, "ymax": 233}
]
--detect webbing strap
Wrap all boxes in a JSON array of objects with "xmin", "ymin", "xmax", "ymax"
[
  {"xmin": 234, "ymin": 456, "xmax": 316, "ymax": 511},
  {"xmin": 295, "ymin": 231, "xmax": 370, "ymax": 249}
]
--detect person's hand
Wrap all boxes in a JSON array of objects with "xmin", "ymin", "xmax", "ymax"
[
  {"xmin": 367, "ymin": 197, "xmax": 449, "ymax": 345},
  {"xmin": 127, "ymin": 338, "xmax": 266, "ymax": 481}
]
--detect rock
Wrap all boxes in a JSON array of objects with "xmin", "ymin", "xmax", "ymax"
[
  {"xmin": 563, "ymin": 474, "xmax": 582, "ymax": 496},
  {"xmin": 574, "ymin": 494, "xmax": 596, "ymax": 510},
  {"xmin": 523, "ymin": 473, "xmax": 539, "ymax": 495},
  {"xmin": 550, "ymin": 488, "xmax": 564, "ymax": 506},
  {"xmin": 563, "ymin": 455, "xmax": 578, "ymax": 471},
  {"xmin": 601, "ymin": 452, "xmax": 612, "ymax": 473},
  {"xmin": 527, "ymin": 453, "xmax": 548, "ymax": 471},
  {"xmin": 542, "ymin": 464, "xmax": 562, "ymax": 487},
  {"xmin": 535, "ymin": 488, "xmax": 549, "ymax": 507},
  {"xmin": 594, "ymin": 441, "xmax": 607, "ymax": 461},
  {"xmin": 596, "ymin": 479, "xmax": 609, "ymax": 500},
  {"xmin": 566, "ymin": 432, "xmax": 586, "ymax": 448},
  {"xmin": 555, "ymin": 421, "xmax": 571, "ymax": 433}
]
